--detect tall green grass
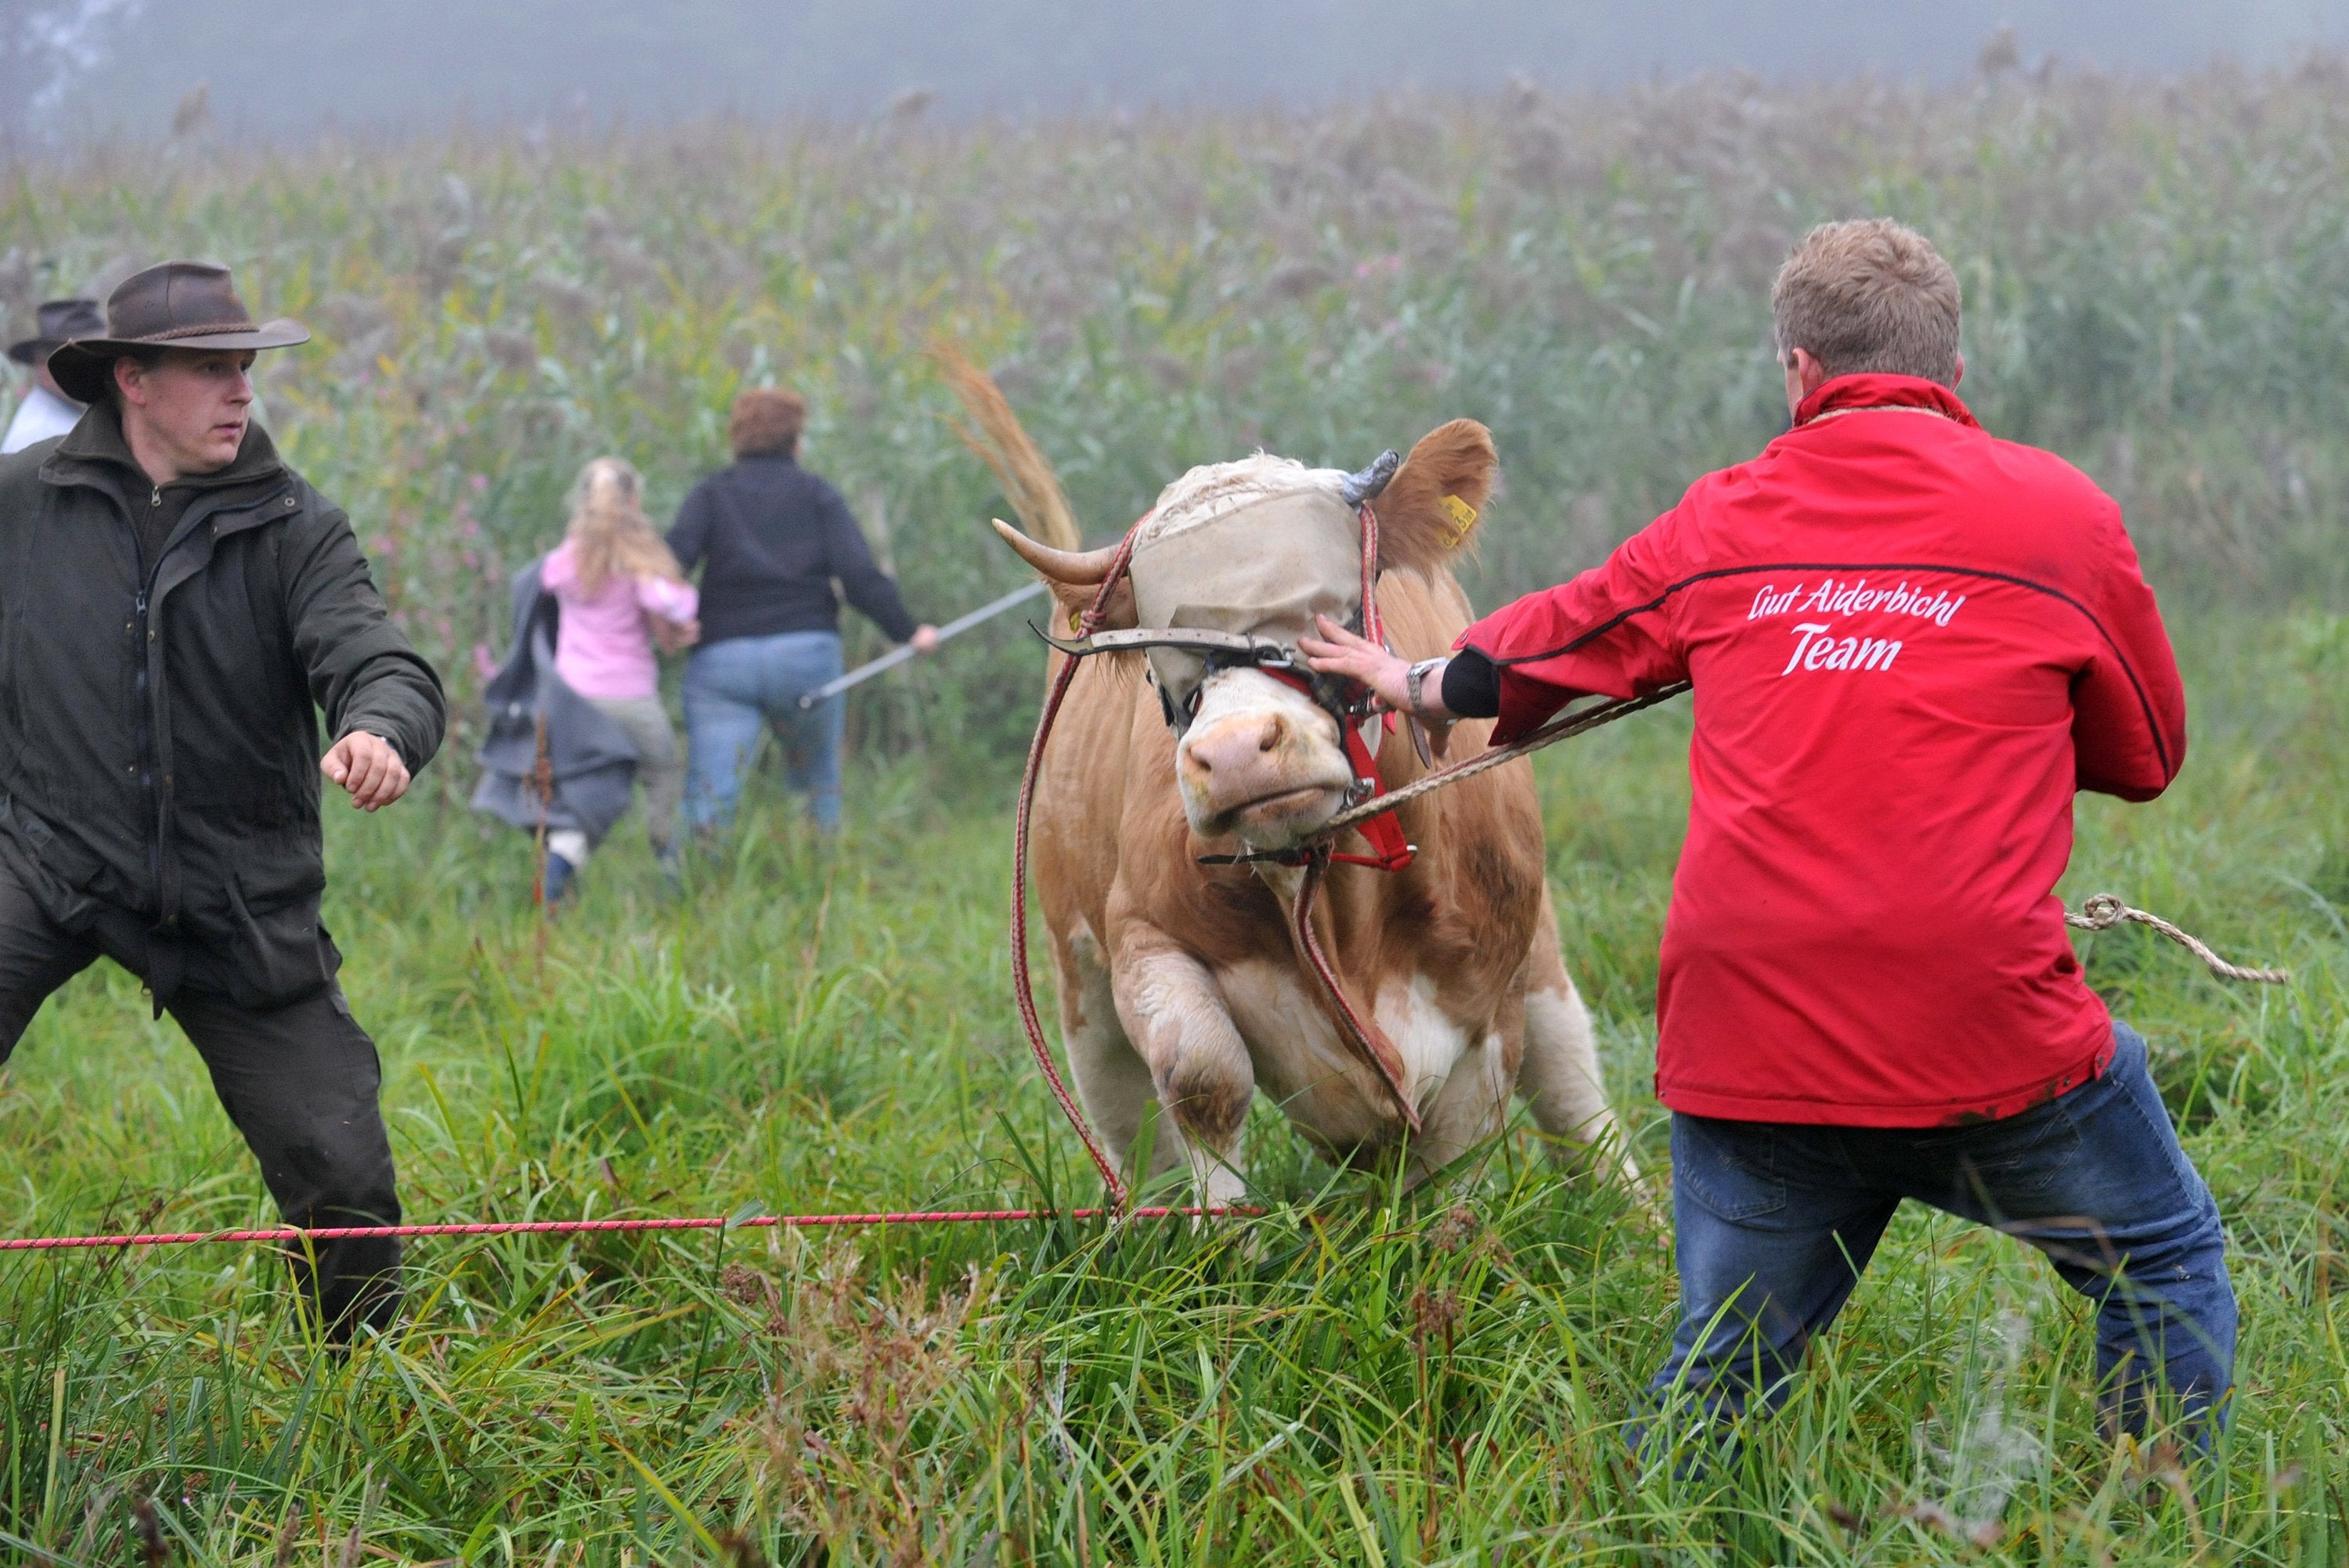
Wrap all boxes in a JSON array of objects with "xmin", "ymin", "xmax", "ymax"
[
  {"xmin": 0, "ymin": 65, "xmax": 2347, "ymax": 1563},
  {"xmin": 0, "ymin": 608, "xmax": 2336, "ymax": 1563}
]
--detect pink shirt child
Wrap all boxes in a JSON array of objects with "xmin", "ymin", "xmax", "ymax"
[{"xmin": 540, "ymin": 539, "xmax": 698, "ymax": 701}]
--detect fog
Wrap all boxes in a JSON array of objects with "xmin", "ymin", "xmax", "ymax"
[{"xmin": 6, "ymin": 0, "xmax": 2347, "ymax": 147}]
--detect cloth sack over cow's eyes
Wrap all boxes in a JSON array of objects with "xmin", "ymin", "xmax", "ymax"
[{"xmin": 1128, "ymin": 458, "xmax": 1364, "ymax": 712}]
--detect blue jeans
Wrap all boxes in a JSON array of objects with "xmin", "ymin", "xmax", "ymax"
[
  {"xmin": 681, "ymin": 632, "xmax": 845, "ymax": 833},
  {"xmin": 1651, "ymin": 1023, "xmax": 2234, "ymax": 1446}
]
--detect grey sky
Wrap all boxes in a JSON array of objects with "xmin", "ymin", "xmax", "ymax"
[{"xmin": 11, "ymin": 0, "xmax": 2348, "ymax": 146}]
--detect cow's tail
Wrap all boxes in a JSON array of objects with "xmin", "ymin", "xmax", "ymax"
[{"xmin": 931, "ymin": 338, "xmax": 1084, "ymax": 550}]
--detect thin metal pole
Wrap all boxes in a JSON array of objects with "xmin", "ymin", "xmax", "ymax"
[{"xmin": 797, "ymin": 579, "xmax": 1048, "ymax": 709}]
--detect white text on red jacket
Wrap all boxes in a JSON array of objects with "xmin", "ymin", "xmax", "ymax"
[{"xmin": 1745, "ymin": 578, "xmax": 1967, "ymax": 676}]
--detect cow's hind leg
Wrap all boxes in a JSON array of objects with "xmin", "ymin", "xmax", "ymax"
[
  {"xmin": 1518, "ymin": 892, "xmax": 1643, "ymax": 1187},
  {"xmin": 1055, "ymin": 921, "xmax": 1185, "ymax": 1187},
  {"xmin": 1109, "ymin": 925, "xmax": 1254, "ymax": 1206}
]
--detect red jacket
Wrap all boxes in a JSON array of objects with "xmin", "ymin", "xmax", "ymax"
[{"xmin": 1462, "ymin": 373, "xmax": 2185, "ymax": 1126}]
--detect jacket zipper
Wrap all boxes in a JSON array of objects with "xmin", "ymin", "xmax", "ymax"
[
  {"xmin": 42, "ymin": 456, "xmax": 287, "ymax": 934},
  {"xmin": 135, "ymin": 485, "xmax": 164, "ymax": 924},
  {"xmin": 136, "ymin": 483, "xmax": 294, "ymax": 932}
]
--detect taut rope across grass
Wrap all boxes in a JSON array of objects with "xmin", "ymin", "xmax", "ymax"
[
  {"xmin": 0, "ymin": 699, "xmax": 2270, "ymax": 1259},
  {"xmin": 0, "ymin": 1206, "xmax": 1257, "ymax": 1253}
]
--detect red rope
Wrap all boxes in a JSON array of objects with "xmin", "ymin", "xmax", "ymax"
[
  {"xmin": 1286, "ymin": 852, "xmax": 1422, "ymax": 1132},
  {"xmin": 1009, "ymin": 521, "xmax": 1149, "ymax": 1209},
  {"xmin": 0, "ymin": 1206, "xmax": 1255, "ymax": 1253}
]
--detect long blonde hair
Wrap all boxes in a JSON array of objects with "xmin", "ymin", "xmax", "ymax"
[{"xmin": 564, "ymin": 456, "xmax": 683, "ymax": 596}]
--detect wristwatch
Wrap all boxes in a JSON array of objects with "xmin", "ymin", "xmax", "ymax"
[{"xmin": 1404, "ymin": 658, "xmax": 1448, "ymax": 720}]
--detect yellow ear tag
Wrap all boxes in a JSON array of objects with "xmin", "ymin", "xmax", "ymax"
[
  {"xmin": 1438, "ymin": 492, "xmax": 1479, "ymax": 547},
  {"xmin": 1069, "ymin": 604, "xmax": 1085, "ymax": 635}
]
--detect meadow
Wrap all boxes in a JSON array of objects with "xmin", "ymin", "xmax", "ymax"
[{"xmin": 1, "ymin": 59, "xmax": 2348, "ymax": 1563}]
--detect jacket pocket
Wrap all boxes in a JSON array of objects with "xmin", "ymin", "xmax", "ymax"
[
  {"xmin": 0, "ymin": 793, "xmax": 103, "ymax": 916},
  {"xmin": 219, "ymin": 865, "xmax": 335, "ymax": 1009}
]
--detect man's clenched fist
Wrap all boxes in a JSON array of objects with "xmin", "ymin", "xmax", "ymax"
[{"xmin": 320, "ymin": 731, "xmax": 411, "ymax": 811}]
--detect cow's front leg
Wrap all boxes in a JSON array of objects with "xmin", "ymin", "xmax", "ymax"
[
  {"xmin": 1110, "ymin": 925, "xmax": 1254, "ymax": 1206},
  {"xmin": 1054, "ymin": 920, "xmax": 1184, "ymax": 1188}
]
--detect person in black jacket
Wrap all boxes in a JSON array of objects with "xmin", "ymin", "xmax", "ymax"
[
  {"xmin": 0, "ymin": 262, "xmax": 445, "ymax": 1340},
  {"xmin": 668, "ymin": 388, "xmax": 935, "ymax": 833}
]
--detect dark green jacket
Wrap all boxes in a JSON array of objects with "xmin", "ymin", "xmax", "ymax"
[{"xmin": 0, "ymin": 407, "xmax": 444, "ymax": 1007}]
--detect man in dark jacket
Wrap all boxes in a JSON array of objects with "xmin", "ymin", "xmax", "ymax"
[
  {"xmin": 0, "ymin": 261, "xmax": 445, "ymax": 1339},
  {"xmin": 669, "ymin": 387, "xmax": 935, "ymax": 833}
]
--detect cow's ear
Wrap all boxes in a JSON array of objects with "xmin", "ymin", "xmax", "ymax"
[
  {"xmin": 1371, "ymin": 419, "xmax": 1496, "ymax": 575},
  {"xmin": 1041, "ymin": 575, "xmax": 1138, "ymax": 635}
]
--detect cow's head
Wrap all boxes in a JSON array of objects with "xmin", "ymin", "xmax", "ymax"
[{"xmin": 998, "ymin": 420, "xmax": 1496, "ymax": 849}]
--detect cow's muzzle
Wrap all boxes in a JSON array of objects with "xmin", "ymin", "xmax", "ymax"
[{"xmin": 1176, "ymin": 670, "xmax": 1355, "ymax": 846}]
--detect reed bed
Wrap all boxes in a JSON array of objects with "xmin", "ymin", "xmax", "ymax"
[{"xmin": 8, "ymin": 59, "xmax": 2349, "ymax": 761}]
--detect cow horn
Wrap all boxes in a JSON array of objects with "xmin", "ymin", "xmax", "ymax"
[
  {"xmin": 992, "ymin": 517, "xmax": 1120, "ymax": 584},
  {"xmin": 1340, "ymin": 449, "xmax": 1401, "ymax": 508}
]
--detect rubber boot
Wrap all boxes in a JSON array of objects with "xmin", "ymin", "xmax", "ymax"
[{"xmin": 543, "ymin": 851, "xmax": 577, "ymax": 907}]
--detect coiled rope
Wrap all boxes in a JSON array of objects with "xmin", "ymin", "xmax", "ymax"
[{"xmin": 2063, "ymin": 893, "xmax": 2290, "ymax": 983}]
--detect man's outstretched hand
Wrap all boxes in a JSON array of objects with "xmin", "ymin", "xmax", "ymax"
[
  {"xmin": 1298, "ymin": 615, "xmax": 1414, "ymax": 712},
  {"xmin": 321, "ymin": 731, "xmax": 411, "ymax": 811}
]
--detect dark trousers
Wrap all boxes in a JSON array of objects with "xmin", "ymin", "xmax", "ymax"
[
  {"xmin": 1650, "ymin": 1023, "xmax": 2234, "ymax": 1451},
  {"xmin": 0, "ymin": 863, "xmax": 401, "ymax": 1339}
]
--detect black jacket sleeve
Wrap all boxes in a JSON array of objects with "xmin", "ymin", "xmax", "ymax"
[
  {"xmin": 1440, "ymin": 648, "xmax": 1503, "ymax": 718},
  {"xmin": 284, "ymin": 491, "xmax": 447, "ymax": 773},
  {"xmin": 817, "ymin": 481, "xmax": 918, "ymax": 643},
  {"xmin": 667, "ymin": 480, "xmax": 714, "ymax": 575}
]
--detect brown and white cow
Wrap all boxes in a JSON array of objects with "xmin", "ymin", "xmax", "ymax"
[{"xmin": 1001, "ymin": 420, "xmax": 1635, "ymax": 1203}]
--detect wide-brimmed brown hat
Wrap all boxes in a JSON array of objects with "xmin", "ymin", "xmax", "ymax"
[
  {"xmin": 48, "ymin": 261, "xmax": 309, "ymax": 404},
  {"xmin": 7, "ymin": 298, "xmax": 105, "ymax": 367}
]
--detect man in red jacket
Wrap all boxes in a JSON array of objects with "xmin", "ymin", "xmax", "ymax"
[{"xmin": 1303, "ymin": 218, "xmax": 2232, "ymax": 1446}]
